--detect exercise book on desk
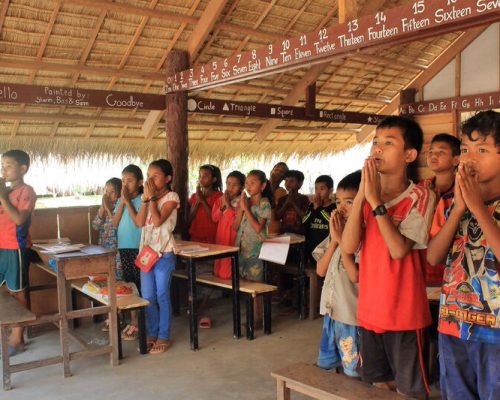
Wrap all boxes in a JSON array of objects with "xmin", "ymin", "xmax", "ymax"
[{"xmin": 259, "ymin": 235, "xmax": 291, "ymax": 265}]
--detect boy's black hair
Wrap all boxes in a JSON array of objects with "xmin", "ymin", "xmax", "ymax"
[
  {"xmin": 106, "ymin": 177, "xmax": 122, "ymax": 196},
  {"xmin": 376, "ymin": 116, "xmax": 424, "ymax": 182},
  {"xmin": 272, "ymin": 162, "xmax": 289, "ymax": 171},
  {"xmin": 122, "ymin": 164, "xmax": 144, "ymax": 194},
  {"xmin": 315, "ymin": 175, "xmax": 333, "ymax": 189},
  {"xmin": 461, "ymin": 110, "xmax": 500, "ymax": 147},
  {"xmin": 337, "ymin": 170, "xmax": 361, "ymax": 192},
  {"xmin": 150, "ymin": 159, "xmax": 173, "ymax": 190},
  {"xmin": 284, "ymin": 169, "xmax": 305, "ymax": 184},
  {"xmin": 2, "ymin": 149, "xmax": 30, "ymax": 169},
  {"xmin": 431, "ymin": 133, "xmax": 461, "ymax": 157},
  {"xmin": 227, "ymin": 170, "xmax": 245, "ymax": 187},
  {"xmin": 200, "ymin": 164, "xmax": 223, "ymax": 192},
  {"xmin": 247, "ymin": 169, "xmax": 275, "ymax": 208}
]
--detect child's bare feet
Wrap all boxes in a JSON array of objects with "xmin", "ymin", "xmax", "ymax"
[{"xmin": 373, "ymin": 381, "xmax": 396, "ymax": 391}]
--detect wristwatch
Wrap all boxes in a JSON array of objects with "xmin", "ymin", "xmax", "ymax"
[{"xmin": 372, "ymin": 204, "xmax": 387, "ymax": 217}]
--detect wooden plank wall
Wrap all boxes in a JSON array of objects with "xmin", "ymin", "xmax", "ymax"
[
  {"xmin": 415, "ymin": 112, "xmax": 456, "ymax": 180},
  {"xmin": 29, "ymin": 206, "xmax": 99, "ymax": 317}
]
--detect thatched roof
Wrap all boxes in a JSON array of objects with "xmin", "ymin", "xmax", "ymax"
[{"xmin": 0, "ymin": 0, "xmax": 486, "ymax": 161}]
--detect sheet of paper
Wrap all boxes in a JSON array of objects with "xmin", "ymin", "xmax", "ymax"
[{"xmin": 258, "ymin": 235, "xmax": 291, "ymax": 265}]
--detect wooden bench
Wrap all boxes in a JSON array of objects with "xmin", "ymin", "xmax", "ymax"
[
  {"xmin": 29, "ymin": 262, "xmax": 150, "ymax": 357},
  {"xmin": 271, "ymin": 363, "xmax": 402, "ymax": 400},
  {"xmin": 0, "ymin": 290, "xmax": 37, "ymax": 390},
  {"xmin": 172, "ymin": 270, "xmax": 277, "ymax": 340}
]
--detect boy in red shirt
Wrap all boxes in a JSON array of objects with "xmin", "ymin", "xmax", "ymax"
[
  {"xmin": 0, "ymin": 150, "xmax": 37, "ymax": 357},
  {"xmin": 421, "ymin": 133, "xmax": 460, "ymax": 285},
  {"xmin": 342, "ymin": 116, "xmax": 435, "ymax": 397}
]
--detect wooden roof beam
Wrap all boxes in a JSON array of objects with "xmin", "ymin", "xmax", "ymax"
[
  {"xmin": 188, "ymin": 0, "xmax": 228, "ymax": 61},
  {"xmin": 356, "ymin": 26, "xmax": 488, "ymax": 143},
  {"xmin": 0, "ymin": 58, "xmax": 166, "ymax": 81}
]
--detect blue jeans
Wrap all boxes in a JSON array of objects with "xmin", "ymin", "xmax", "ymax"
[
  {"xmin": 439, "ymin": 333, "xmax": 500, "ymax": 400},
  {"xmin": 317, "ymin": 315, "xmax": 360, "ymax": 377},
  {"xmin": 140, "ymin": 252, "xmax": 175, "ymax": 340}
]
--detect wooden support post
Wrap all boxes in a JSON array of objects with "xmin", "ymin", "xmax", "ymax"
[
  {"xmin": 400, "ymin": 88, "xmax": 416, "ymax": 118},
  {"xmin": 305, "ymin": 83, "xmax": 316, "ymax": 118},
  {"xmin": 165, "ymin": 50, "xmax": 189, "ymax": 238}
]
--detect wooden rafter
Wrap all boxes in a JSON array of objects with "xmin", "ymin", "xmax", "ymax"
[
  {"xmin": 187, "ymin": 0, "xmax": 228, "ymax": 61},
  {"xmin": 50, "ymin": 10, "xmax": 107, "ymax": 137},
  {"xmin": 356, "ymin": 26, "xmax": 488, "ymax": 143},
  {"xmin": 11, "ymin": 1, "xmax": 61, "ymax": 137},
  {"xmin": 84, "ymin": 0, "xmax": 160, "ymax": 139},
  {"xmin": 63, "ymin": 0, "xmax": 282, "ymax": 42},
  {"xmin": 137, "ymin": 0, "xmax": 202, "ymax": 140}
]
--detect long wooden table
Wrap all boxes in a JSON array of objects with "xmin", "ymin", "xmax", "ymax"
[{"xmin": 175, "ymin": 240, "xmax": 240, "ymax": 351}]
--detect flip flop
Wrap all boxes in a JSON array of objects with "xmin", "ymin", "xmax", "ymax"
[
  {"xmin": 199, "ymin": 317, "xmax": 212, "ymax": 329},
  {"xmin": 122, "ymin": 325, "xmax": 139, "ymax": 341}
]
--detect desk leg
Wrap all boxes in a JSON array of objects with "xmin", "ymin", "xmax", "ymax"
[
  {"xmin": 117, "ymin": 313, "xmax": 123, "ymax": 360},
  {"xmin": 107, "ymin": 263, "xmax": 119, "ymax": 366},
  {"xmin": 71, "ymin": 288, "xmax": 79, "ymax": 329},
  {"xmin": 246, "ymin": 296, "xmax": 254, "ymax": 340},
  {"xmin": 298, "ymin": 244, "xmax": 306, "ymax": 320},
  {"xmin": 231, "ymin": 254, "xmax": 241, "ymax": 339},
  {"xmin": 187, "ymin": 259, "xmax": 198, "ymax": 351},
  {"xmin": 57, "ymin": 269, "xmax": 71, "ymax": 378},
  {"xmin": 138, "ymin": 307, "xmax": 147, "ymax": 355},
  {"xmin": 264, "ymin": 293, "xmax": 272, "ymax": 335},
  {"xmin": 1, "ymin": 325, "xmax": 12, "ymax": 390}
]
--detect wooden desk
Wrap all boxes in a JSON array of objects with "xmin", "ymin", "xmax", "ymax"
[
  {"xmin": 263, "ymin": 234, "xmax": 307, "ymax": 319},
  {"xmin": 175, "ymin": 240, "xmax": 240, "ymax": 351},
  {"xmin": 32, "ymin": 245, "xmax": 119, "ymax": 377},
  {"xmin": 31, "ymin": 261, "xmax": 149, "ymax": 357}
]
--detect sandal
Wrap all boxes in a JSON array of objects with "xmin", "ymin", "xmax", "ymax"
[
  {"xmin": 149, "ymin": 340, "xmax": 171, "ymax": 355},
  {"xmin": 146, "ymin": 337, "xmax": 157, "ymax": 352},
  {"xmin": 122, "ymin": 325, "xmax": 139, "ymax": 341},
  {"xmin": 199, "ymin": 317, "xmax": 212, "ymax": 329}
]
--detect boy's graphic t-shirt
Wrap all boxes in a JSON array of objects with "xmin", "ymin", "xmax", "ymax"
[
  {"xmin": 437, "ymin": 197, "xmax": 500, "ymax": 345},
  {"xmin": 303, "ymin": 203, "xmax": 336, "ymax": 259},
  {"xmin": 0, "ymin": 184, "xmax": 37, "ymax": 250},
  {"xmin": 277, "ymin": 193, "xmax": 310, "ymax": 234},
  {"xmin": 358, "ymin": 182, "xmax": 435, "ymax": 332}
]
